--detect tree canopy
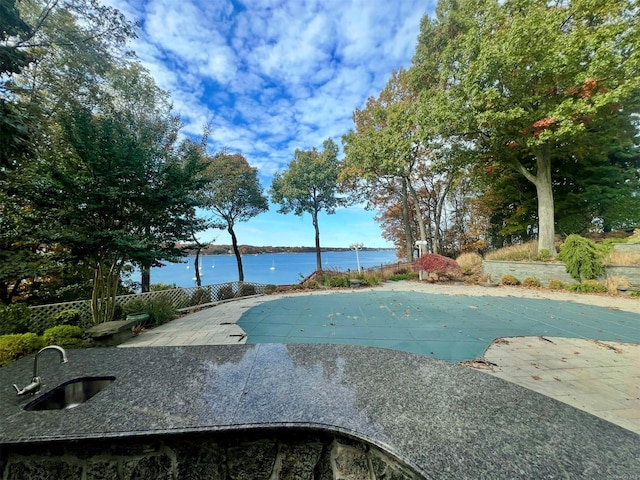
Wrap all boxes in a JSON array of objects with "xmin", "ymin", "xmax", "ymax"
[
  {"xmin": 410, "ymin": 0, "xmax": 640, "ymax": 253},
  {"xmin": 270, "ymin": 139, "xmax": 345, "ymax": 271},
  {"xmin": 0, "ymin": 1, "xmax": 209, "ymax": 317},
  {"xmin": 199, "ymin": 152, "xmax": 268, "ymax": 282}
]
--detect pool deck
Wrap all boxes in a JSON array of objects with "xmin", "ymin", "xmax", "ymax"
[{"xmin": 120, "ymin": 282, "xmax": 640, "ymax": 435}]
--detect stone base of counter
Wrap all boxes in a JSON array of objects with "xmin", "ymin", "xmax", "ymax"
[{"xmin": 0, "ymin": 429, "xmax": 422, "ymax": 480}]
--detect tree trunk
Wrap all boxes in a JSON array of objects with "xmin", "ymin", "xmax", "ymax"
[
  {"xmin": 141, "ymin": 225, "xmax": 151, "ymax": 292},
  {"xmin": 141, "ymin": 262, "xmax": 150, "ymax": 292},
  {"xmin": 434, "ymin": 177, "xmax": 454, "ymax": 255},
  {"xmin": 91, "ymin": 259, "xmax": 121, "ymax": 324},
  {"xmin": 194, "ymin": 248, "xmax": 202, "ymax": 287},
  {"xmin": 513, "ymin": 147, "xmax": 556, "ymax": 255},
  {"xmin": 229, "ymin": 226, "xmax": 244, "ymax": 281},
  {"xmin": 533, "ymin": 155, "xmax": 556, "ymax": 255},
  {"xmin": 312, "ymin": 210, "xmax": 322, "ymax": 271},
  {"xmin": 0, "ymin": 282, "xmax": 9, "ymax": 305},
  {"xmin": 406, "ymin": 178, "xmax": 428, "ymax": 251},
  {"xmin": 401, "ymin": 178, "xmax": 414, "ymax": 261}
]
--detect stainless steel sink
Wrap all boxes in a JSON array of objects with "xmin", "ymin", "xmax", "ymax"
[{"xmin": 24, "ymin": 376, "xmax": 115, "ymax": 411}]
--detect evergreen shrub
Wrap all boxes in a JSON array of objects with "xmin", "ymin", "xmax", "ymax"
[
  {"xmin": 538, "ymin": 249, "xmax": 551, "ymax": 261},
  {"xmin": 568, "ymin": 280, "xmax": 607, "ymax": 294},
  {"xmin": 123, "ymin": 299, "xmax": 148, "ymax": 316},
  {"xmin": 501, "ymin": 274, "xmax": 520, "ymax": 285},
  {"xmin": 0, "ymin": 333, "xmax": 44, "ymax": 366},
  {"xmin": 43, "ymin": 325, "xmax": 85, "ymax": 347},
  {"xmin": 264, "ymin": 284, "xmax": 277, "ymax": 295},
  {"xmin": 548, "ymin": 279, "xmax": 566, "ymax": 290},
  {"xmin": 146, "ymin": 297, "xmax": 176, "ymax": 326},
  {"xmin": 557, "ymin": 235, "xmax": 605, "ymax": 282},
  {"xmin": 0, "ymin": 304, "xmax": 32, "ymax": 335},
  {"xmin": 522, "ymin": 277, "xmax": 540, "ymax": 287},
  {"xmin": 53, "ymin": 309, "xmax": 81, "ymax": 326}
]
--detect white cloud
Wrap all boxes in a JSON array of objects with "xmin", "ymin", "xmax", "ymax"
[{"xmin": 101, "ymin": 0, "xmax": 432, "ymax": 248}]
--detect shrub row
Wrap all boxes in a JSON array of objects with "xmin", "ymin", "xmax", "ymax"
[
  {"xmin": 499, "ymin": 274, "xmax": 609, "ymax": 294},
  {"xmin": 0, "ymin": 325, "xmax": 85, "ymax": 367}
]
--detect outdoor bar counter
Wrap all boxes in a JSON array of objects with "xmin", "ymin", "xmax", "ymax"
[{"xmin": 0, "ymin": 344, "xmax": 638, "ymax": 479}]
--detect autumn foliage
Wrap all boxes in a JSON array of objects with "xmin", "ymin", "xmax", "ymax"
[{"xmin": 414, "ymin": 254, "xmax": 462, "ymax": 279}]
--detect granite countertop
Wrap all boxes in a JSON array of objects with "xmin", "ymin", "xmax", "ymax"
[{"xmin": 0, "ymin": 344, "xmax": 638, "ymax": 479}]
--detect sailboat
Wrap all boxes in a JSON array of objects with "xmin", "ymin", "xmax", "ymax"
[{"xmin": 270, "ymin": 260, "xmax": 276, "ymax": 271}]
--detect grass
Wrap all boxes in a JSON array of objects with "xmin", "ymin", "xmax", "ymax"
[
  {"xmin": 603, "ymin": 251, "xmax": 640, "ymax": 266},
  {"xmin": 456, "ymin": 252, "xmax": 483, "ymax": 275},
  {"xmin": 605, "ymin": 276, "xmax": 631, "ymax": 295},
  {"xmin": 484, "ymin": 241, "xmax": 542, "ymax": 262}
]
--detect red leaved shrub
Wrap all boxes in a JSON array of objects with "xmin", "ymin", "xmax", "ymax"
[{"xmin": 414, "ymin": 254, "xmax": 463, "ymax": 280}]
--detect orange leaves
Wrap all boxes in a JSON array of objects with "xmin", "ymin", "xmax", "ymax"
[
  {"xmin": 531, "ymin": 116, "xmax": 557, "ymax": 138},
  {"xmin": 566, "ymin": 78, "xmax": 604, "ymax": 99},
  {"xmin": 532, "ymin": 116, "xmax": 557, "ymax": 129},
  {"xmin": 579, "ymin": 78, "xmax": 599, "ymax": 98}
]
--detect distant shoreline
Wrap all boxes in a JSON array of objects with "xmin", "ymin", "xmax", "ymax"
[{"xmin": 182, "ymin": 245, "xmax": 396, "ymax": 256}]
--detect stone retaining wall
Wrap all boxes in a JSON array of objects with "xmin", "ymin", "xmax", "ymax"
[
  {"xmin": 0, "ymin": 429, "xmax": 423, "ymax": 480},
  {"xmin": 612, "ymin": 243, "xmax": 640, "ymax": 254},
  {"xmin": 482, "ymin": 260, "xmax": 640, "ymax": 286}
]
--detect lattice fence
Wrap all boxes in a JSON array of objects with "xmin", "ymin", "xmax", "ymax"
[{"xmin": 27, "ymin": 282, "xmax": 266, "ymax": 332}]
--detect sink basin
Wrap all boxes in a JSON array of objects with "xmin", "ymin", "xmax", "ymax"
[{"xmin": 24, "ymin": 376, "xmax": 115, "ymax": 411}]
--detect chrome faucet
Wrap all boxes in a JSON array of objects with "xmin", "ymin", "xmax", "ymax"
[{"xmin": 13, "ymin": 345, "xmax": 68, "ymax": 396}]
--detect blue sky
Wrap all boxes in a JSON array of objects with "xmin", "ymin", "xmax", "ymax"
[{"xmin": 105, "ymin": 0, "xmax": 433, "ymax": 248}]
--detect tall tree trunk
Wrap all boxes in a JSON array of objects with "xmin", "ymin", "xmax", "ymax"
[
  {"xmin": 194, "ymin": 248, "xmax": 202, "ymax": 287},
  {"xmin": 533, "ymin": 155, "xmax": 556, "ymax": 255},
  {"xmin": 141, "ymin": 262, "xmax": 150, "ymax": 292},
  {"xmin": 433, "ymin": 177, "xmax": 454, "ymax": 255},
  {"xmin": 229, "ymin": 225, "xmax": 244, "ymax": 281},
  {"xmin": 141, "ymin": 225, "xmax": 151, "ymax": 292},
  {"xmin": 312, "ymin": 210, "xmax": 322, "ymax": 271},
  {"xmin": 407, "ymin": 177, "xmax": 428, "ymax": 281},
  {"xmin": 401, "ymin": 178, "xmax": 413, "ymax": 261},
  {"xmin": 406, "ymin": 177, "xmax": 428, "ymax": 252},
  {"xmin": 513, "ymin": 147, "xmax": 556, "ymax": 255}
]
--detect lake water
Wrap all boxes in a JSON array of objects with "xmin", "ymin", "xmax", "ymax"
[{"xmin": 143, "ymin": 250, "xmax": 399, "ymax": 287}]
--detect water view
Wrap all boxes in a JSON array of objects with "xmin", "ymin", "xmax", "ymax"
[{"xmin": 144, "ymin": 250, "xmax": 399, "ymax": 287}]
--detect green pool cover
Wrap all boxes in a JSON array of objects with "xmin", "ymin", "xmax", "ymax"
[{"xmin": 237, "ymin": 291, "xmax": 640, "ymax": 362}]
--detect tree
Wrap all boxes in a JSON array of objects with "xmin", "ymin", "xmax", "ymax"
[
  {"xmin": 1, "ymin": 0, "xmax": 135, "ymax": 170},
  {"xmin": 270, "ymin": 139, "xmax": 345, "ymax": 271},
  {"xmin": 411, "ymin": 0, "xmax": 640, "ymax": 254},
  {"xmin": 30, "ymin": 102, "xmax": 205, "ymax": 323},
  {"xmin": 343, "ymin": 69, "xmax": 466, "ymax": 259},
  {"xmin": 0, "ymin": 0, "xmax": 36, "ymax": 170},
  {"xmin": 199, "ymin": 152, "xmax": 268, "ymax": 282},
  {"xmin": 0, "ymin": 0, "xmax": 139, "ymax": 304},
  {"xmin": 0, "ymin": 0, "xmax": 33, "ymax": 77}
]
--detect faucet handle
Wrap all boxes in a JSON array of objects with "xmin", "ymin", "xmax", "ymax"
[{"xmin": 13, "ymin": 378, "xmax": 41, "ymax": 396}]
